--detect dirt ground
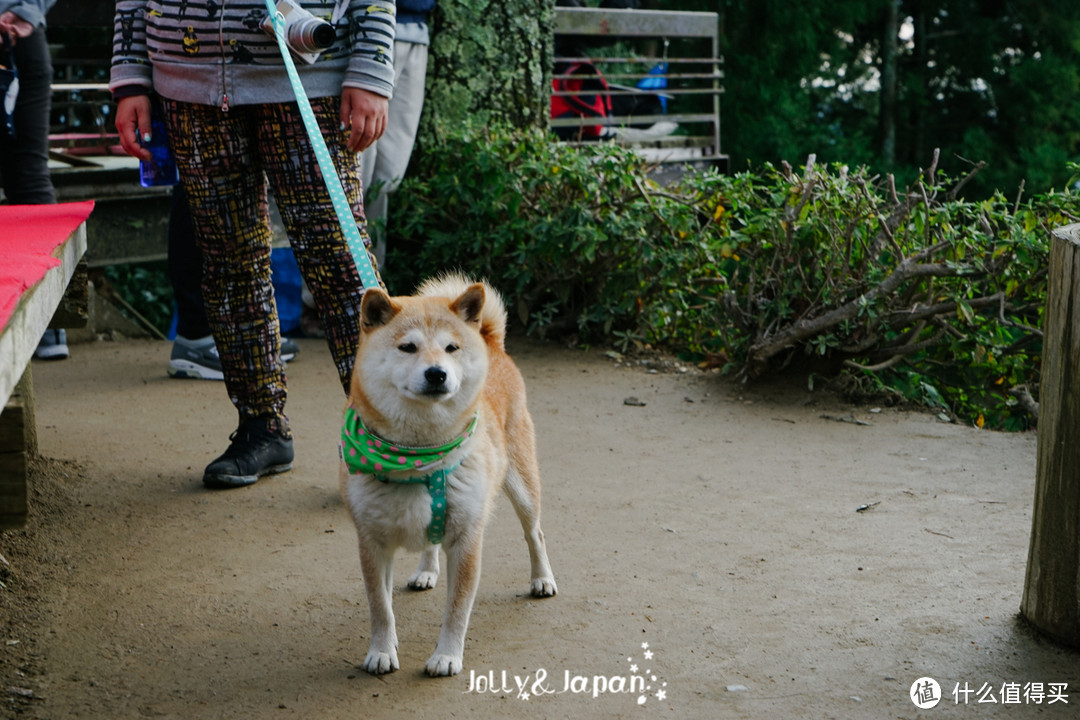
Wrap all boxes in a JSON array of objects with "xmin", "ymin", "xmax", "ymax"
[{"xmin": 2, "ymin": 336, "xmax": 1078, "ymax": 719}]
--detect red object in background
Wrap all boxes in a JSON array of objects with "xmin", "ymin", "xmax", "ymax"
[{"xmin": 0, "ymin": 200, "xmax": 95, "ymax": 333}]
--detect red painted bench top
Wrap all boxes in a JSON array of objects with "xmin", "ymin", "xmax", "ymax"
[{"xmin": 0, "ymin": 201, "xmax": 95, "ymax": 334}]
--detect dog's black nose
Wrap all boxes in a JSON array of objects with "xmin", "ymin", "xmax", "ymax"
[{"xmin": 424, "ymin": 366, "xmax": 448, "ymax": 386}]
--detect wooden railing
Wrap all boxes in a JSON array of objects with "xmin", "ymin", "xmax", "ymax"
[{"xmin": 552, "ymin": 6, "xmax": 726, "ymax": 167}]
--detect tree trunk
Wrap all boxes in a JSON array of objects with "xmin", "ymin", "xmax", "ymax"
[
  {"xmin": 1020, "ymin": 223, "xmax": 1080, "ymax": 647},
  {"xmin": 421, "ymin": 0, "xmax": 553, "ymax": 142},
  {"xmin": 879, "ymin": 0, "xmax": 898, "ymax": 169}
]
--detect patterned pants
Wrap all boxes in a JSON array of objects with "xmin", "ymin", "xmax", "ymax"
[{"xmin": 163, "ymin": 97, "xmax": 382, "ymax": 429}]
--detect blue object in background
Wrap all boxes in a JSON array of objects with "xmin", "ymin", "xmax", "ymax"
[
  {"xmin": 168, "ymin": 247, "xmax": 304, "ymax": 339},
  {"xmin": 637, "ymin": 62, "xmax": 669, "ymax": 113},
  {"xmin": 271, "ymin": 246, "xmax": 303, "ymax": 336}
]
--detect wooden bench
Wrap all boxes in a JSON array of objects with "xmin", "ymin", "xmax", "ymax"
[
  {"xmin": 552, "ymin": 6, "xmax": 726, "ymax": 168},
  {"xmin": 0, "ymin": 203, "xmax": 92, "ymax": 528}
]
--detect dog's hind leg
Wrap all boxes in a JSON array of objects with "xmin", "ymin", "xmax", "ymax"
[
  {"xmin": 359, "ymin": 542, "xmax": 400, "ymax": 674},
  {"xmin": 503, "ymin": 451, "xmax": 558, "ymax": 598},
  {"xmin": 408, "ymin": 544, "xmax": 440, "ymax": 590}
]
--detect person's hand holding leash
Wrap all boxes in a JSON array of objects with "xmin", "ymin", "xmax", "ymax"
[
  {"xmin": 115, "ymin": 94, "xmax": 153, "ymax": 163},
  {"xmin": 341, "ymin": 87, "xmax": 387, "ymax": 153}
]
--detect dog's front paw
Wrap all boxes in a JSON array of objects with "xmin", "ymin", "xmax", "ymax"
[
  {"xmin": 425, "ymin": 653, "xmax": 463, "ymax": 677},
  {"xmin": 531, "ymin": 577, "xmax": 558, "ymax": 598},
  {"xmin": 407, "ymin": 570, "xmax": 438, "ymax": 591},
  {"xmin": 362, "ymin": 648, "xmax": 399, "ymax": 675}
]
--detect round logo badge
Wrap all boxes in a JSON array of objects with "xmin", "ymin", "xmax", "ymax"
[{"xmin": 910, "ymin": 677, "xmax": 942, "ymax": 709}]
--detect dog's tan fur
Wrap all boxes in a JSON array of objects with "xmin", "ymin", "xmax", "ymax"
[{"xmin": 339, "ymin": 275, "xmax": 557, "ymax": 677}]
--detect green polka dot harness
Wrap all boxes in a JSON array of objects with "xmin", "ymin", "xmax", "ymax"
[{"xmin": 341, "ymin": 407, "xmax": 479, "ymax": 545}]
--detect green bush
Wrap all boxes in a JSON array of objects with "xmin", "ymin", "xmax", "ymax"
[
  {"xmin": 389, "ymin": 124, "xmax": 673, "ymax": 338},
  {"xmin": 395, "ymin": 125, "xmax": 1077, "ymax": 429},
  {"xmin": 101, "ymin": 261, "xmax": 174, "ymax": 337}
]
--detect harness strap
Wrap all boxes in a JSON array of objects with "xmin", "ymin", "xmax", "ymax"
[
  {"xmin": 262, "ymin": 0, "xmax": 381, "ymax": 290},
  {"xmin": 375, "ymin": 463, "xmax": 459, "ymax": 545}
]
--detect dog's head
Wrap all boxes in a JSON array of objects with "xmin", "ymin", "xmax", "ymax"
[{"xmin": 351, "ymin": 283, "xmax": 490, "ymax": 432}]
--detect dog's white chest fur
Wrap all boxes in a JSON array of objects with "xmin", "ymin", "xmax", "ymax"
[{"xmin": 341, "ymin": 454, "xmax": 491, "ymax": 553}]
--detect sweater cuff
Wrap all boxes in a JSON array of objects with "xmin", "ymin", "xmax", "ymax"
[
  {"xmin": 9, "ymin": 6, "xmax": 46, "ymax": 28},
  {"xmin": 110, "ymin": 84, "xmax": 151, "ymax": 103},
  {"xmin": 342, "ymin": 75, "xmax": 394, "ymax": 100}
]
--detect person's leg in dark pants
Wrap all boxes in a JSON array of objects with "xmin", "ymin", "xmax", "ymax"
[
  {"xmin": 168, "ymin": 183, "xmax": 212, "ymax": 340},
  {"xmin": 165, "ymin": 183, "xmax": 223, "ymax": 378},
  {"xmin": 0, "ymin": 27, "xmax": 55, "ymax": 204},
  {"xmin": 1, "ymin": 27, "xmax": 68, "ymax": 359},
  {"xmin": 167, "ymin": 182, "xmax": 297, "ymax": 380}
]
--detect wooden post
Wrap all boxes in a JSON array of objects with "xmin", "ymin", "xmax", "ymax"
[
  {"xmin": 1020, "ymin": 223, "xmax": 1080, "ymax": 647},
  {"xmin": 0, "ymin": 366, "xmax": 37, "ymax": 530}
]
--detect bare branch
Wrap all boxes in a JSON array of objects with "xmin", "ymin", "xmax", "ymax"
[
  {"xmin": 999, "ymin": 293, "xmax": 1043, "ymax": 337},
  {"xmin": 918, "ymin": 180, "xmax": 934, "ymax": 247},
  {"xmin": 890, "ymin": 292, "xmax": 1004, "ymax": 325},
  {"xmin": 867, "ymin": 321, "xmax": 927, "ymax": 355},
  {"xmin": 744, "ymin": 250, "xmax": 970, "ymax": 375},
  {"xmin": 859, "ymin": 177, "xmax": 906, "ymax": 259},
  {"xmin": 785, "ymin": 155, "xmax": 818, "ymax": 229},
  {"xmin": 844, "ymin": 354, "xmax": 906, "ymax": 372},
  {"xmin": 926, "ymin": 148, "xmax": 940, "ymax": 188},
  {"xmin": 644, "ymin": 189, "xmax": 698, "ymax": 208},
  {"xmin": 1009, "ymin": 385, "xmax": 1039, "ymax": 420},
  {"xmin": 866, "ymin": 325, "xmax": 948, "ymax": 359},
  {"xmin": 945, "ymin": 158, "xmax": 988, "ymax": 201},
  {"xmin": 632, "ymin": 176, "xmax": 677, "ymax": 241},
  {"xmin": 839, "ymin": 332, "xmax": 882, "ymax": 354}
]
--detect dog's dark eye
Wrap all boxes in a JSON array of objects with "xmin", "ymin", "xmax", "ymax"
[
  {"xmin": 446, "ymin": 344, "xmax": 459, "ymax": 353},
  {"xmin": 398, "ymin": 342, "xmax": 417, "ymax": 354}
]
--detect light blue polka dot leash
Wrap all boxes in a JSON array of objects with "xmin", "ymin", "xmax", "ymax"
[
  {"xmin": 263, "ymin": 0, "xmax": 380, "ymax": 290},
  {"xmin": 267, "ymin": 2, "xmax": 467, "ymax": 547}
]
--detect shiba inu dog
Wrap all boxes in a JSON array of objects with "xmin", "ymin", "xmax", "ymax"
[{"xmin": 339, "ymin": 275, "xmax": 557, "ymax": 677}]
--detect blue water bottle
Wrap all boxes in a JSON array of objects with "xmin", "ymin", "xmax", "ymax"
[{"xmin": 138, "ymin": 98, "xmax": 179, "ymax": 187}]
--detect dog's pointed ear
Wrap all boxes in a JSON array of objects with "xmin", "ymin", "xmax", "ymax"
[
  {"xmin": 361, "ymin": 288, "xmax": 400, "ymax": 331},
  {"xmin": 450, "ymin": 283, "xmax": 485, "ymax": 325}
]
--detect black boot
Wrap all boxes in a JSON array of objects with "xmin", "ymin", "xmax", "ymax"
[{"xmin": 203, "ymin": 416, "xmax": 294, "ymax": 489}]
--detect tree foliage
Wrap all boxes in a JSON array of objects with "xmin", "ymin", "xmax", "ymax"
[
  {"xmin": 419, "ymin": 1, "xmax": 1080, "ymax": 195},
  {"xmin": 654, "ymin": 0, "xmax": 1080, "ymax": 196}
]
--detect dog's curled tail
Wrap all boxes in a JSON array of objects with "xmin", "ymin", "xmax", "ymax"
[{"xmin": 417, "ymin": 273, "xmax": 508, "ymax": 349}]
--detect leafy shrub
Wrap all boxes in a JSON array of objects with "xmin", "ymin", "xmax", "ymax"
[
  {"xmin": 389, "ymin": 124, "xmax": 683, "ymax": 338},
  {"xmin": 101, "ymin": 261, "xmax": 174, "ymax": 337},
  {"xmin": 394, "ymin": 125, "xmax": 1079, "ymax": 429}
]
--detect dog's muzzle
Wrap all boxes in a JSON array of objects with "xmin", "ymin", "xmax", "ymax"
[{"xmin": 422, "ymin": 366, "xmax": 449, "ymax": 396}]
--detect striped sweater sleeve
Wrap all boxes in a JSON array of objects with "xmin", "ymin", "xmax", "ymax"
[
  {"xmin": 109, "ymin": 1, "xmax": 152, "ymax": 96},
  {"xmin": 343, "ymin": 0, "xmax": 397, "ymax": 97}
]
